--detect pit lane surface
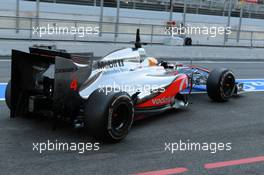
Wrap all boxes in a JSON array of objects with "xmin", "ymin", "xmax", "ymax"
[{"xmin": 0, "ymin": 59, "xmax": 264, "ymax": 175}]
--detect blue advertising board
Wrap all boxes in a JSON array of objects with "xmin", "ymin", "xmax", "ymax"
[
  {"xmin": 0, "ymin": 83, "xmax": 7, "ymax": 101},
  {"xmin": 181, "ymin": 79, "xmax": 264, "ymax": 94},
  {"xmin": 236, "ymin": 79, "xmax": 264, "ymax": 92}
]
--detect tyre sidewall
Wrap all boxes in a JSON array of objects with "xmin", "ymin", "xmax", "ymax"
[
  {"xmin": 84, "ymin": 89, "xmax": 134, "ymax": 142},
  {"xmin": 207, "ymin": 69, "xmax": 235, "ymax": 102},
  {"xmin": 107, "ymin": 94, "xmax": 134, "ymax": 140},
  {"xmin": 219, "ymin": 70, "xmax": 235, "ymax": 100}
]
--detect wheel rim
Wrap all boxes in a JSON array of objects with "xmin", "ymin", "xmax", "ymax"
[
  {"xmin": 222, "ymin": 74, "xmax": 235, "ymax": 97},
  {"xmin": 111, "ymin": 102, "xmax": 130, "ymax": 133}
]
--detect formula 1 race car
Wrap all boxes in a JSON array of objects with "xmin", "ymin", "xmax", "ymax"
[
  {"xmin": 5, "ymin": 29, "xmax": 244, "ymax": 142},
  {"xmin": 163, "ymin": 36, "xmax": 192, "ymax": 46}
]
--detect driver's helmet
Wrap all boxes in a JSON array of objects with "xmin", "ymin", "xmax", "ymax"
[{"xmin": 142, "ymin": 57, "xmax": 158, "ymax": 67}]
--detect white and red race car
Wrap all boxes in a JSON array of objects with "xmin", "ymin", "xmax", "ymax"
[{"xmin": 5, "ymin": 29, "xmax": 243, "ymax": 142}]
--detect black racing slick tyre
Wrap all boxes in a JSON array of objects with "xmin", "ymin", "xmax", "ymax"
[
  {"xmin": 84, "ymin": 89, "xmax": 134, "ymax": 142},
  {"xmin": 207, "ymin": 68, "xmax": 236, "ymax": 102},
  {"xmin": 5, "ymin": 80, "xmax": 11, "ymax": 110}
]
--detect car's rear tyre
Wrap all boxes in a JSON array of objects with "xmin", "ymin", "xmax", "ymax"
[
  {"xmin": 5, "ymin": 80, "xmax": 11, "ymax": 109},
  {"xmin": 84, "ymin": 89, "xmax": 134, "ymax": 142},
  {"xmin": 207, "ymin": 68, "xmax": 235, "ymax": 102}
]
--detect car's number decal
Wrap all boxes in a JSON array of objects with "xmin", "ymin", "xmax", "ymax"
[{"xmin": 70, "ymin": 79, "xmax": 78, "ymax": 91}]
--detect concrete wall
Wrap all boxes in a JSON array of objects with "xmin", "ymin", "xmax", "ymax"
[
  {"xmin": 0, "ymin": 0, "xmax": 263, "ymax": 46},
  {"xmin": 0, "ymin": 0, "xmax": 264, "ymax": 30},
  {"xmin": 0, "ymin": 0, "xmax": 263, "ymax": 58}
]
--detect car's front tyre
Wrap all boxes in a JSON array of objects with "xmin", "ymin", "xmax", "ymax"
[{"xmin": 207, "ymin": 68, "xmax": 236, "ymax": 102}]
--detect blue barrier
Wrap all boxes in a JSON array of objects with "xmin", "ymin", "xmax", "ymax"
[
  {"xmin": 236, "ymin": 79, "xmax": 264, "ymax": 92},
  {"xmin": 0, "ymin": 83, "xmax": 7, "ymax": 100},
  {"xmin": 181, "ymin": 79, "xmax": 264, "ymax": 94}
]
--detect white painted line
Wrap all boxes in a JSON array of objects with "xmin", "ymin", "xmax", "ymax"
[
  {"xmin": 245, "ymin": 90, "xmax": 264, "ymax": 92},
  {"xmin": 0, "ymin": 60, "xmax": 10, "ymax": 62},
  {"xmin": 0, "ymin": 83, "xmax": 7, "ymax": 85},
  {"xmin": 236, "ymin": 78, "xmax": 264, "ymax": 81}
]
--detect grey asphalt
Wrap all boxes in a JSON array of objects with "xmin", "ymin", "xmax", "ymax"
[{"xmin": 0, "ymin": 60, "xmax": 264, "ymax": 175}]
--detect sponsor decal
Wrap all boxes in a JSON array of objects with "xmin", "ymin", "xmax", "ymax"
[
  {"xmin": 152, "ymin": 97, "xmax": 174, "ymax": 105},
  {"xmin": 179, "ymin": 78, "xmax": 188, "ymax": 91},
  {"xmin": 97, "ymin": 59, "xmax": 124, "ymax": 69}
]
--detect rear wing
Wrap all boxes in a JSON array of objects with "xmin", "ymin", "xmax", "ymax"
[{"xmin": 10, "ymin": 48, "xmax": 94, "ymax": 118}]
